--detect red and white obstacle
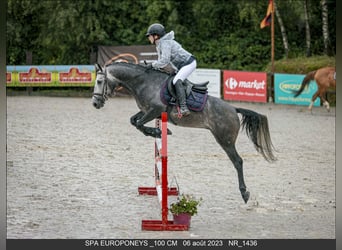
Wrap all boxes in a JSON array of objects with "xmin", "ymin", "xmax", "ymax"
[{"xmin": 138, "ymin": 112, "xmax": 189, "ymax": 231}]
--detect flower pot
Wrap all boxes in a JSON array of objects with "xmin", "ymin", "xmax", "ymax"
[{"xmin": 172, "ymin": 213, "xmax": 191, "ymax": 227}]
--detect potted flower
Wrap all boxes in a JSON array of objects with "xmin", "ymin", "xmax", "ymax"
[{"xmin": 169, "ymin": 194, "xmax": 202, "ymax": 226}]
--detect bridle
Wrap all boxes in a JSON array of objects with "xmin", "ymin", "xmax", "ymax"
[{"xmin": 93, "ymin": 70, "xmax": 109, "ymax": 101}]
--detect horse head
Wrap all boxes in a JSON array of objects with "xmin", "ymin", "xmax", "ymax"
[
  {"xmin": 92, "ymin": 63, "xmax": 112, "ymax": 109},
  {"xmin": 92, "ymin": 62, "xmax": 149, "ymax": 109}
]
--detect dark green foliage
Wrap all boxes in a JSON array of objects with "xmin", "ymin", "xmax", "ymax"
[{"xmin": 6, "ymin": 0, "xmax": 335, "ymax": 71}]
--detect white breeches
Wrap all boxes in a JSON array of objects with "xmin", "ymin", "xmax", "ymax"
[{"xmin": 172, "ymin": 60, "xmax": 197, "ymax": 84}]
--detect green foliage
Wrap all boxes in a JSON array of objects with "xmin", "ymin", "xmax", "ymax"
[
  {"xmin": 6, "ymin": 0, "xmax": 336, "ymax": 70},
  {"xmin": 169, "ymin": 194, "xmax": 202, "ymax": 216},
  {"xmin": 264, "ymin": 55, "xmax": 335, "ymax": 74}
]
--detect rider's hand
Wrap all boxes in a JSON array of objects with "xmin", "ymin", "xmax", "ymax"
[
  {"xmin": 144, "ymin": 60, "xmax": 153, "ymax": 69},
  {"xmin": 145, "ymin": 63, "xmax": 153, "ymax": 69}
]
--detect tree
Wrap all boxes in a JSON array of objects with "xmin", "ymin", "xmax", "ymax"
[
  {"xmin": 304, "ymin": 0, "xmax": 311, "ymax": 56},
  {"xmin": 37, "ymin": 0, "xmax": 110, "ymax": 64},
  {"xmin": 6, "ymin": 0, "xmax": 46, "ymax": 64},
  {"xmin": 6, "ymin": 0, "xmax": 335, "ymax": 69},
  {"xmin": 274, "ymin": 0, "xmax": 289, "ymax": 58},
  {"xmin": 321, "ymin": 0, "xmax": 332, "ymax": 56}
]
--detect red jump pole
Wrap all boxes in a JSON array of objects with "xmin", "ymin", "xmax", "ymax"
[
  {"xmin": 140, "ymin": 112, "xmax": 188, "ymax": 231},
  {"xmin": 138, "ymin": 115, "xmax": 177, "ymax": 197},
  {"xmin": 161, "ymin": 112, "xmax": 168, "ymax": 225}
]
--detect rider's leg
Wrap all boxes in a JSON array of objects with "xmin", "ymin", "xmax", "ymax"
[
  {"xmin": 172, "ymin": 60, "xmax": 197, "ymax": 116},
  {"xmin": 174, "ymin": 79, "xmax": 190, "ymax": 116}
]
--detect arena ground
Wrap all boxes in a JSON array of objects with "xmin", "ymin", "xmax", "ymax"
[{"xmin": 7, "ymin": 96, "xmax": 335, "ymax": 239}]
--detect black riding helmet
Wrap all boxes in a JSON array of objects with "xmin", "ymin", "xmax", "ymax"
[{"xmin": 145, "ymin": 23, "xmax": 166, "ymax": 37}]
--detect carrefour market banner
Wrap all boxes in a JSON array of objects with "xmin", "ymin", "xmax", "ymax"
[
  {"xmin": 6, "ymin": 65, "xmax": 95, "ymax": 87},
  {"xmin": 223, "ymin": 70, "xmax": 267, "ymax": 103},
  {"xmin": 274, "ymin": 73, "xmax": 320, "ymax": 106}
]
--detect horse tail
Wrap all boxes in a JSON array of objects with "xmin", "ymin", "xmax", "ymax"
[
  {"xmin": 293, "ymin": 70, "xmax": 317, "ymax": 97},
  {"xmin": 236, "ymin": 108, "xmax": 277, "ymax": 162}
]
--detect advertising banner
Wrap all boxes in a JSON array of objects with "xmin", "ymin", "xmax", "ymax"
[
  {"xmin": 6, "ymin": 65, "xmax": 95, "ymax": 87},
  {"xmin": 57, "ymin": 66, "xmax": 94, "ymax": 85},
  {"xmin": 223, "ymin": 70, "xmax": 267, "ymax": 103},
  {"xmin": 274, "ymin": 73, "xmax": 320, "ymax": 106},
  {"xmin": 187, "ymin": 68, "xmax": 221, "ymax": 98},
  {"xmin": 97, "ymin": 45, "xmax": 158, "ymax": 66},
  {"xmin": 6, "ymin": 66, "xmax": 15, "ymax": 86},
  {"xmin": 9, "ymin": 65, "xmax": 54, "ymax": 86}
]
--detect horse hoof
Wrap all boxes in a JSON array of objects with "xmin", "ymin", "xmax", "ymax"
[
  {"xmin": 154, "ymin": 128, "xmax": 162, "ymax": 138},
  {"xmin": 242, "ymin": 191, "xmax": 250, "ymax": 203}
]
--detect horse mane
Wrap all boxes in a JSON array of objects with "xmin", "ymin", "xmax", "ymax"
[
  {"xmin": 105, "ymin": 61, "xmax": 144, "ymax": 69},
  {"xmin": 105, "ymin": 61, "xmax": 169, "ymax": 77}
]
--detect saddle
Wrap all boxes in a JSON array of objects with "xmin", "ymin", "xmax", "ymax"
[
  {"xmin": 160, "ymin": 76, "xmax": 209, "ymax": 112},
  {"xmin": 167, "ymin": 77, "xmax": 209, "ymax": 97}
]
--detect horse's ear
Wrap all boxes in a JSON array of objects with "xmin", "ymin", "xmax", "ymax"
[{"xmin": 95, "ymin": 63, "xmax": 103, "ymax": 73}]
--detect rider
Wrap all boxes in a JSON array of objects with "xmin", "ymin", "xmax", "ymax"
[{"xmin": 146, "ymin": 23, "xmax": 196, "ymax": 117}]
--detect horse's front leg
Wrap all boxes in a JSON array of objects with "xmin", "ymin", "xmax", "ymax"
[
  {"xmin": 131, "ymin": 109, "xmax": 164, "ymax": 138},
  {"xmin": 130, "ymin": 110, "xmax": 172, "ymax": 137},
  {"xmin": 309, "ymin": 91, "xmax": 320, "ymax": 113},
  {"xmin": 130, "ymin": 111, "xmax": 157, "ymax": 137},
  {"xmin": 130, "ymin": 111, "xmax": 144, "ymax": 127}
]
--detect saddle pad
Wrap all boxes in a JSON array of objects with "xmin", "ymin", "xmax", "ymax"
[{"xmin": 160, "ymin": 81, "xmax": 208, "ymax": 112}]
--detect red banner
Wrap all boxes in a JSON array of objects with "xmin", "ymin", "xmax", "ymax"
[
  {"xmin": 19, "ymin": 67, "xmax": 52, "ymax": 83},
  {"xmin": 7, "ymin": 72, "xmax": 12, "ymax": 83},
  {"xmin": 223, "ymin": 70, "xmax": 267, "ymax": 103},
  {"xmin": 59, "ymin": 67, "xmax": 92, "ymax": 83}
]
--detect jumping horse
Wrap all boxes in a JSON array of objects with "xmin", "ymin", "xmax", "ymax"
[
  {"xmin": 293, "ymin": 66, "xmax": 336, "ymax": 112},
  {"xmin": 92, "ymin": 62, "xmax": 277, "ymax": 204}
]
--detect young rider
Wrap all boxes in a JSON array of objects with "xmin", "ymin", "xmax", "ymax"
[{"xmin": 146, "ymin": 23, "xmax": 196, "ymax": 117}]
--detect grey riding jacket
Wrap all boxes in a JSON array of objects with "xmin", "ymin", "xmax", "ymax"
[{"xmin": 152, "ymin": 31, "xmax": 193, "ymax": 71}]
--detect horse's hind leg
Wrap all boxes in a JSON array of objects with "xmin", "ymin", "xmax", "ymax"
[
  {"xmin": 310, "ymin": 89, "xmax": 330, "ymax": 112},
  {"xmin": 215, "ymin": 136, "xmax": 250, "ymax": 203}
]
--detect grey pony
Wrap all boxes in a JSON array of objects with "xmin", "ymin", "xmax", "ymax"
[{"xmin": 92, "ymin": 62, "xmax": 277, "ymax": 203}]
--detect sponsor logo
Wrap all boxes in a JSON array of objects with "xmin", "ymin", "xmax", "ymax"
[
  {"xmin": 279, "ymin": 80, "xmax": 312, "ymax": 94},
  {"xmin": 19, "ymin": 67, "xmax": 52, "ymax": 82},
  {"xmin": 59, "ymin": 67, "xmax": 92, "ymax": 83},
  {"xmin": 225, "ymin": 77, "xmax": 265, "ymax": 90},
  {"xmin": 6, "ymin": 72, "xmax": 11, "ymax": 83}
]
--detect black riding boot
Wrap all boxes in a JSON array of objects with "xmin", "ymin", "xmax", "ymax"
[{"xmin": 174, "ymin": 79, "xmax": 190, "ymax": 116}]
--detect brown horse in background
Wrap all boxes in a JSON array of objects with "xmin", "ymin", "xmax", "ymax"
[{"xmin": 293, "ymin": 66, "xmax": 336, "ymax": 112}]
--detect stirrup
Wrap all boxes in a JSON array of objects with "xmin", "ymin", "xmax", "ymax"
[
  {"xmin": 175, "ymin": 105, "xmax": 190, "ymax": 119},
  {"xmin": 180, "ymin": 105, "xmax": 190, "ymax": 116}
]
